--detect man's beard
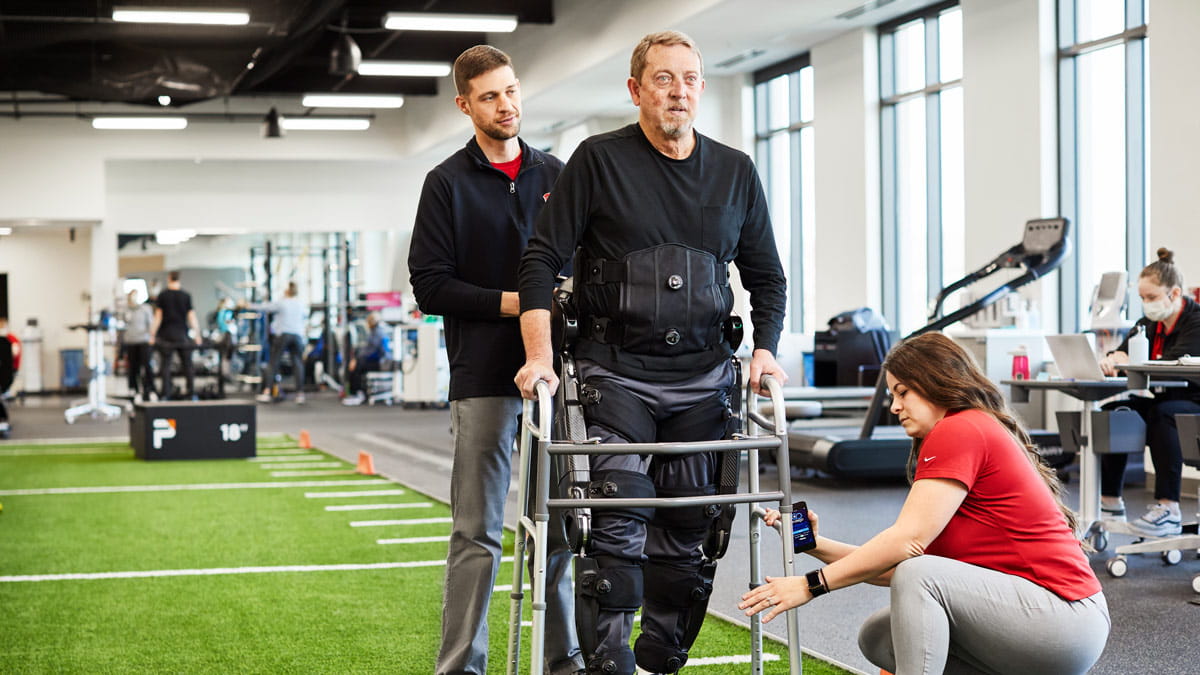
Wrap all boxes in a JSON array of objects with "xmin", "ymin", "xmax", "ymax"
[
  {"xmin": 659, "ymin": 118, "xmax": 690, "ymax": 139},
  {"xmin": 482, "ymin": 118, "xmax": 520, "ymax": 141}
]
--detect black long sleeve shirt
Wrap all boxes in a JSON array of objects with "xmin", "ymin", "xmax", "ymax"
[
  {"xmin": 408, "ymin": 137, "xmax": 564, "ymax": 400},
  {"xmin": 519, "ymin": 123, "xmax": 786, "ymax": 379}
]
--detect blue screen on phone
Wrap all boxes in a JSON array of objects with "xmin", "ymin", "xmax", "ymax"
[{"xmin": 792, "ymin": 501, "xmax": 816, "ymax": 552}]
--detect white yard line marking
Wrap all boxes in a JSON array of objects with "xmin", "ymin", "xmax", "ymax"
[
  {"xmin": 305, "ymin": 489, "xmax": 405, "ymax": 498},
  {"xmin": 261, "ymin": 462, "xmax": 344, "ymax": 470},
  {"xmin": 684, "ymin": 654, "xmax": 780, "ymax": 666},
  {"xmin": 0, "ymin": 436, "xmax": 128, "ymax": 446},
  {"xmin": 354, "ymin": 432, "xmax": 454, "ymax": 471},
  {"xmin": 492, "ymin": 584, "xmax": 531, "ymax": 593},
  {"xmin": 350, "ymin": 517, "xmax": 453, "ymax": 527},
  {"xmin": 0, "ymin": 557, "xmax": 515, "ymax": 583},
  {"xmin": 324, "ymin": 502, "xmax": 432, "ymax": 511},
  {"xmin": 0, "ymin": 479, "xmax": 391, "ymax": 496},
  {"xmin": 269, "ymin": 470, "xmax": 357, "ymax": 477},
  {"xmin": 0, "ymin": 447, "xmax": 129, "ymax": 456},
  {"xmin": 249, "ymin": 454, "xmax": 324, "ymax": 462},
  {"xmin": 376, "ymin": 535, "xmax": 451, "ymax": 545}
]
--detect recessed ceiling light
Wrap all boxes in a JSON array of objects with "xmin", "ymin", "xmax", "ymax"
[
  {"xmin": 356, "ymin": 61, "xmax": 452, "ymax": 77},
  {"xmin": 112, "ymin": 7, "xmax": 251, "ymax": 25},
  {"xmin": 301, "ymin": 94, "xmax": 405, "ymax": 109},
  {"xmin": 0, "ymin": 228, "xmax": 13, "ymax": 236},
  {"xmin": 92, "ymin": 117, "xmax": 188, "ymax": 130},
  {"xmin": 382, "ymin": 12, "xmax": 517, "ymax": 32},
  {"xmin": 157, "ymin": 95, "xmax": 172, "ymax": 106},
  {"xmin": 280, "ymin": 118, "xmax": 370, "ymax": 131}
]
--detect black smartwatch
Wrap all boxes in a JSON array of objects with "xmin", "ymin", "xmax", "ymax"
[{"xmin": 805, "ymin": 569, "xmax": 829, "ymax": 598}]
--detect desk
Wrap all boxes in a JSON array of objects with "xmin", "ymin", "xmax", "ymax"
[
  {"xmin": 1006, "ymin": 379, "xmax": 1129, "ymax": 536},
  {"xmin": 1008, "ymin": 377, "xmax": 1188, "ymax": 550},
  {"xmin": 1120, "ymin": 362, "xmax": 1200, "ymax": 390}
]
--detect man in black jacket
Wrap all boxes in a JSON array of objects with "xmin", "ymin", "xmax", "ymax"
[
  {"xmin": 516, "ymin": 31, "xmax": 788, "ymax": 675},
  {"xmin": 408, "ymin": 45, "xmax": 582, "ymax": 675}
]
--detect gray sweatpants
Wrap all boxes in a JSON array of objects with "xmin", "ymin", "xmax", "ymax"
[
  {"xmin": 436, "ymin": 396, "xmax": 582, "ymax": 675},
  {"xmin": 578, "ymin": 358, "xmax": 735, "ymax": 668},
  {"xmin": 857, "ymin": 556, "xmax": 1110, "ymax": 675}
]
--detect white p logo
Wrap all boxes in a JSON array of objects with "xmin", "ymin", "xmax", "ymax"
[{"xmin": 152, "ymin": 418, "xmax": 177, "ymax": 449}]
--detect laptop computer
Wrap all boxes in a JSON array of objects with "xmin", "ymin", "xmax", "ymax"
[{"xmin": 1044, "ymin": 334, "xmax": 1124, "ymax": 381}]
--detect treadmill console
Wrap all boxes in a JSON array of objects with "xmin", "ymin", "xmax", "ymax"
[{"xmin": 1020, "ymin": 218, "xmax": 1068, "ymax": 256}]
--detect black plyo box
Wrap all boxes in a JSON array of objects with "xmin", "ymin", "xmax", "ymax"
[{"xmin": 130, "ymin": 400, "xmax": 256, "ymax": 460}]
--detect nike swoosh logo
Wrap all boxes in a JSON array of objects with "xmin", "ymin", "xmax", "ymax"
[{"xmin": 923, "ymin": 456, "xmax": 936, "ymax": 462}]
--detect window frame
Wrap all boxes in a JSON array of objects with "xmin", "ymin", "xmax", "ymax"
[
  {"xmin": 878, "ymin": 0, "xmax": 962, "ymax": 336},
  {"xmin": 753, "ymin": 53, "xmax": 813, "ymax": 333},
  {"xmin": 1057, "ymin": 0, "xmax": 1148, "ymax": 332}
]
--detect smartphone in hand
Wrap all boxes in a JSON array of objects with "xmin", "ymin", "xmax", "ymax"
[{"xmin": 791, "ymin": 500, "xmax": 817, "ymax": 553}]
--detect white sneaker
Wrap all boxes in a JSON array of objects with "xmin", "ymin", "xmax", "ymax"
[
  {"xmin": 342, "ymin": 393, "xmax": 365, "ymax": 407},
  {"xmin": 294, "ymin": 394, "xmax": 306, "ymax": 405},
  {"xmin": 1100, "ymin": 500, "xmax": 1126, "ymax": 522},
  {"xmin": 255, "ymin": 393, "xmax": 272, "ymax": 404},
  {"xmin": 1130, "ymin": 503, "xmax": 1182, "ymax": 537}
]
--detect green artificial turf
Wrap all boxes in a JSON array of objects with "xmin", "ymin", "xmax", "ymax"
[{"xmin": 0, "ymin": 435, "xmax": 851, "ymax": 674}]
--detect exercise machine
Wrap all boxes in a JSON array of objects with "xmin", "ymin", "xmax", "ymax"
[
  {"xmin": 789, "ymin": 217, "xmax": 1071, "ymax": 478},
  {"xmin": 64, "ymin": 314, "xmax": 126, "ymax": 424}
]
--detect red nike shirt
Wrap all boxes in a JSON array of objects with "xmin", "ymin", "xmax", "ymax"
[{"xmin": 916, "ymin": 409, "xmax": 1101, "ymax": 601}]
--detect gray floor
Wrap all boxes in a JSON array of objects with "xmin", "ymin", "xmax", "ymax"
[{"xmin": 7, "ymin": 390, "xmax": 1198, "ymax": 674}]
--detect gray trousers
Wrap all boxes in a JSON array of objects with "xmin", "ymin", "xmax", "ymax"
[
  {"xmin": 857, "ymin": 556, "xmax": 1110, "ymax": 675},
  {"xmin": 436, "ymin": 396, "xmax": 582, "ymax": 675},
  {"xmin": 577, "ymin": 358, "xmax": 735, "ymax": 667}
]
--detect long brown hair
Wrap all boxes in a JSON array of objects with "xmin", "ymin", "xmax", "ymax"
[{"xmin": 882, "ymin": 332, "xmax": 1080, "ymax": 536}]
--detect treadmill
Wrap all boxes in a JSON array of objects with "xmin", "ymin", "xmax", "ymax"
[{"xmin": 788, "ymin": 217, "xmax": 1071, "ymax": 478}]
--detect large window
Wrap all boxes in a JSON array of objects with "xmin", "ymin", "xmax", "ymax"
[
  {"xmin": 754, "ymin": 55, "xmax": 814, "ymax": 333},
  {"xmin": 1059, "ymin": 0, "xmax": 1148, "ymax": 330},
  {"xmin": 880, "ymin": 2, "xmax": 963, "ymax": 337}
]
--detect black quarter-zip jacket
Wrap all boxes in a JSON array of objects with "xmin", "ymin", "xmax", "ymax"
[{"xmin": 408, "ymin": 137, "xmax": 564, "ymax": 400}]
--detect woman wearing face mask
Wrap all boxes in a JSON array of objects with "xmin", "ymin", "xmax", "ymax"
[{"xmin": 1098, "ymin": 247, "xmax": 1200, "ymax": 536}]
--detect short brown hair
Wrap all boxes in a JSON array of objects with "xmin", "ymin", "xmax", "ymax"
[
  {"xmin": 630, "ymin": 30, "xmax": 703, "ymax": 82},
  {"xmin": 168, "ymin": 270, "xmax": 181, "ymax": 282},
  {"xmin": 453, "ymin": 45, "xmax": 513, "ymax": 96}
]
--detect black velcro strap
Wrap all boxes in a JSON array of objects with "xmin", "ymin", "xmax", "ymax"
[
  {"xmin": 588, "ymin": 469, "xmax": 656, "ymax": 523},
  {"xmin": 642, "ymin": 560, "xmax": 712, "ymax": 609},
  {"xmin": 632, "ymin": 634, "xmax": 688, "ymax": 674},
  {"xmin": 579, "ymin": 556, "xmax": 643, "ymax": 611},
  {"xmin": 584, "ymin": 259, "xmax": 627, "ymax": 284},
  {"xmin": 580, "ymin": 378, "xmax": 655, "ymax": 444},
  {"xmin": 658, "ymin": 392, "xmax": 731, "ymax": 443}
]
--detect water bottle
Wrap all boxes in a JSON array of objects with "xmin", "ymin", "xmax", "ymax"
[
  {"xmin": 1128, "ymin": 325, "xmax": 1149, "ymax": 365},
  {"xmin": 1011, "ymin": 345, "xmax": 1030, "ymax": 380}
]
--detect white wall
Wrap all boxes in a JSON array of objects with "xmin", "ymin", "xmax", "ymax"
[
  {"xmin": 811, "ymin": 28, "xmax": 882, "ymax": 324},
  {"xmin": 961, "ymin": 0, "xmax": 1060, "ymax": 327},
  {"xmin": 0, "ymin": 228, "xmax": 94, "ymax": 390},
  {"xmin": 1148, "ymin": 0, "xmax": 1200, "ymax": 287}
]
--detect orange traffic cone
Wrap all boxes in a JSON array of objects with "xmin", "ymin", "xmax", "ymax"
[
  {"xmin": 298, "ymin": 429, "xmax": 311, "ymax": 449},
  {"xmin": 356, "ymin": 451, "xmax": 376, "ymax": 476}
]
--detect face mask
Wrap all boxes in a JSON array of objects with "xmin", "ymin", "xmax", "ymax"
[{"xmin": 1143, "ymin": 296, "xmax": 1176, "ymax": 322}]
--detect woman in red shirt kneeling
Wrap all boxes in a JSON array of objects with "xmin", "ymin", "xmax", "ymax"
[{"xmin": 741, "ymin": 332, "xmax": 1109, "ymax": 675}]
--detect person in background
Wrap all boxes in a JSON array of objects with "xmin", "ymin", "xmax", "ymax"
[
  {"xmin": 150, "ymin": 270, "xmax": 202, "ymax": 400},
  {"xmin": 252, "ymin": 282, "xmax": 309, "ymax": 405},
  {"xmin": 741, "ymin": 333, "xmax": 1109, "ymax": 675},
  {"xmin": 1098, "ymin": 247, "xmax": 1200, "ymax": 536},
  {"xmin": 407, "ymin": 44, "xmax": 583, "ymax": 675},
  {"xmin": 123, "ymin": 290, "xmax": 155, "ymax": 402},
  {"xmin": 341, "ymin": 312, "xmax": 387, "ymax": 406}
]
